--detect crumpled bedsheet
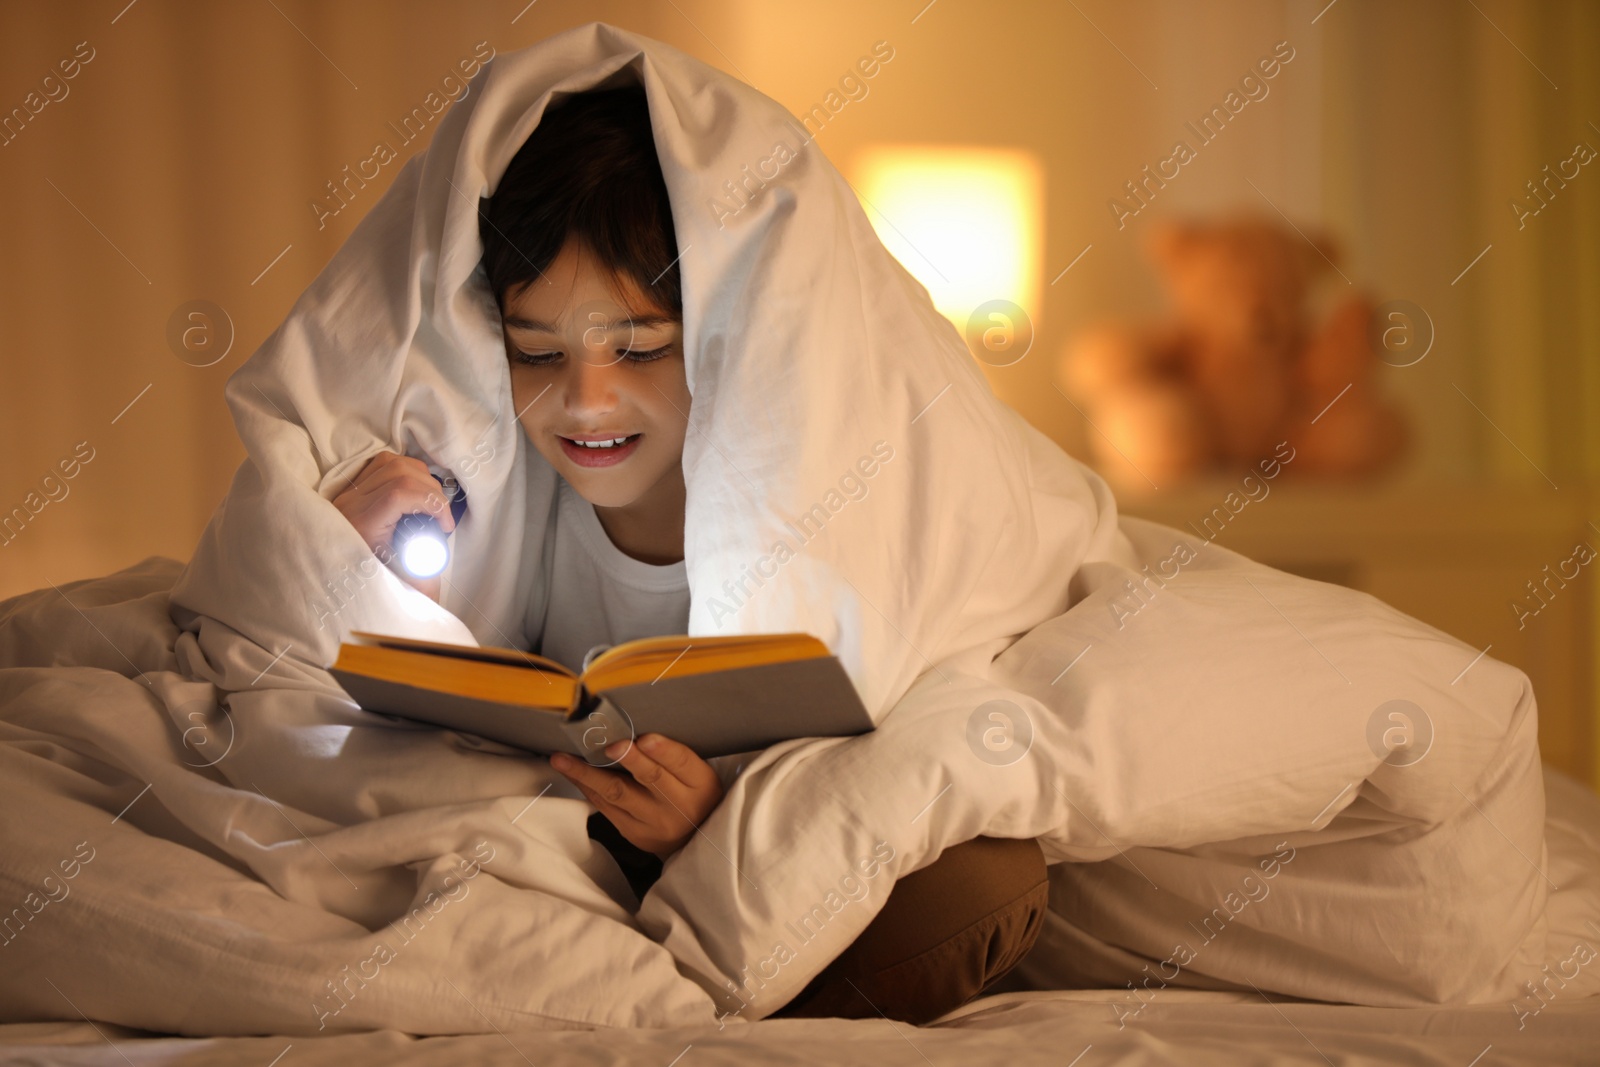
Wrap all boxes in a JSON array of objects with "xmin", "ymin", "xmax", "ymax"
[
  {"xmin": 0, "ymin": 765, "xmax": 1593, "ymax": 1064},
  {"xmin": 0, "ymin": 509, "xmax": 1551, "ymax": 1034}
]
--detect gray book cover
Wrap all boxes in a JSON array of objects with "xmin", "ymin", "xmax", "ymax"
[{"xmin": 330, "ymin": 655, "xmax": 874, "ymax": 762}]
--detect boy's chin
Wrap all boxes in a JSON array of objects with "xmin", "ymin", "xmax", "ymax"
[{"xmin": 563, "ymin": 471, "xmax": 645, "ymax": 509}]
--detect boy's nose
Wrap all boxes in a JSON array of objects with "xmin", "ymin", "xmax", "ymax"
[{"xmin": 565, "ymin": 353, "xmax": 622, "ymax": 415}]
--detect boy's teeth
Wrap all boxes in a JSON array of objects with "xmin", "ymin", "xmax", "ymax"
[{"xmin": 571, "ymin": 436, "xmax": 633, "ymax": 449}]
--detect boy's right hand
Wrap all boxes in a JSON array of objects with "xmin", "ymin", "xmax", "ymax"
[{"xmin": 329, "ymin": 451, "xmax": 454, "ymax": 602}]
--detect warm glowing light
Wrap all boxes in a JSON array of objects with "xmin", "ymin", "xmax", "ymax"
[{"xmin": 851, "ymin": 145, "xmax": 1044, "ymax": 348}]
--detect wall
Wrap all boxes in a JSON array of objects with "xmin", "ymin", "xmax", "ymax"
[{"xmin": 1, "ymin": 0, "xmax": 1595, "ymax": 774}]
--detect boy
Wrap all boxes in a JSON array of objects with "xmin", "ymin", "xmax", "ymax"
[
  {"xmin": 332, "ymin": 227, "xmax": 716, "ymax": 859},
  {"xmin": 331, "ymin": 84, "xmax": 1047, "ymax": 1023}
]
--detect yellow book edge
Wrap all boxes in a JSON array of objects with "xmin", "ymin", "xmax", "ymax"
[{"xmin": 332, "ymin": 631, "xmax": 833, "ymax": 715}]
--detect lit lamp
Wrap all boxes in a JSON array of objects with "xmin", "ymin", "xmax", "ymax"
[{"xmin": 851, "ymin": 145, "xmax": 1044, "ymax": 365}]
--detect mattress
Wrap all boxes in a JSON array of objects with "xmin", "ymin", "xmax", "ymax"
[{"xmin": 3, "ymin": 767, "xmax": 1594, "ymax": 1066}]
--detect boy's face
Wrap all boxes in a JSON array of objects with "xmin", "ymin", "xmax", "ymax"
[{"xmin": 500, "ymin": 238, "xmax": 690, "ymax": 512}]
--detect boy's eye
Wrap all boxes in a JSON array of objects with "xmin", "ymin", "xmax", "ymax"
[{"xmin": 510, "ymin": 345, "xmax": 674, "ymax": 366}]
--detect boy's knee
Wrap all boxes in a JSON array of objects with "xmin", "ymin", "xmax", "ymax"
[{"xmin": 778, "ymin": 836, "xmax": 1048, "ymax": 1024}]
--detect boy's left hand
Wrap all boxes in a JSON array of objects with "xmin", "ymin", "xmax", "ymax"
[{"xmin": 550, "ymin": 733, "xmax": 725, "ymax": 860}]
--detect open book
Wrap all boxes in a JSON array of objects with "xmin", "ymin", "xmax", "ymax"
[{"xmin": 328, "ymin": 630, "xmax": 875, "ymax": 761}]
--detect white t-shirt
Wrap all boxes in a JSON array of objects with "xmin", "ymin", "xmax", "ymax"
[
  {"xmin": 525, "ymin": 475, "xmax": 690, "ymax": 673},
  {"xmin": 522, "ymin": 474, "xmax": 751, "ymax": 803}
]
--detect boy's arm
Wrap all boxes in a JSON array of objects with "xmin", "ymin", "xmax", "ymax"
[
  {"xmin": 552, "ymin": 734, "xmax": 725, "ymax": 860},
  {"xmin": 586, "ymin": 810, "xmax": 663, "ymax": 900}
]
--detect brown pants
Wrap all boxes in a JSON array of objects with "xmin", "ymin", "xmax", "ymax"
[{"xmin": 775, "ymin": 836, "xmax": 1049, "ymax": 1024}]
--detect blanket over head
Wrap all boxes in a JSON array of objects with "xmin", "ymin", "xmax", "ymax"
[
  {"xmin": 0, "ymin": 20, "xmax": 1552, "ymax": 1037},
  {"xmin": 168, "ymin": 21, "xmax": 1111, "ymax": 720}
]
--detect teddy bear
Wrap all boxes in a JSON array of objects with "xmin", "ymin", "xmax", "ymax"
[{"xmin": 1058, "ymin": 215, "xmax": 1407, "ymax": 490}]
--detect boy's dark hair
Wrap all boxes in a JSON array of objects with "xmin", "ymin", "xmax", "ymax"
[{"xmin": 478, "ymin": 84, "xmax": 681, "ymax": 319}]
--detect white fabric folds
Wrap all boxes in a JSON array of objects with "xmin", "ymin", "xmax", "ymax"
[{"xmin": 0, "ymin": 21, "xmax": 1550, "ymax": 1037}]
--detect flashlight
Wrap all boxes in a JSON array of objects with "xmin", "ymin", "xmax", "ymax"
[{"xmin": 393, "ymin": 469, "xmax": 468, "ymax": 579}]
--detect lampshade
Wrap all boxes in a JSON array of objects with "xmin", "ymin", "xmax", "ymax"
[{"xmin": 850, "ymin": 145, "xmax": 1044, "ymax": 365}]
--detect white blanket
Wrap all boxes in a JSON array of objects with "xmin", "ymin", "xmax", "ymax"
[
  {"xmin": 5, "ymin": 765, "xmax": 1598, "ymax": 1064},
  {"xmin": 0, "ymin": 21, "xmax": 1552, "ymax": 1036}
]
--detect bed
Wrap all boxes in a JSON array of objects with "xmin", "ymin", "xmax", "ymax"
[{"xmin": 1, "ymin": 766, "xmax": 1594, "ymax": 1066}]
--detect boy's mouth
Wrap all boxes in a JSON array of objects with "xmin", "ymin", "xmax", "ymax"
[{"xmin": 558, "ymin": 433, "xmax": 642, "ymax": 467}]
